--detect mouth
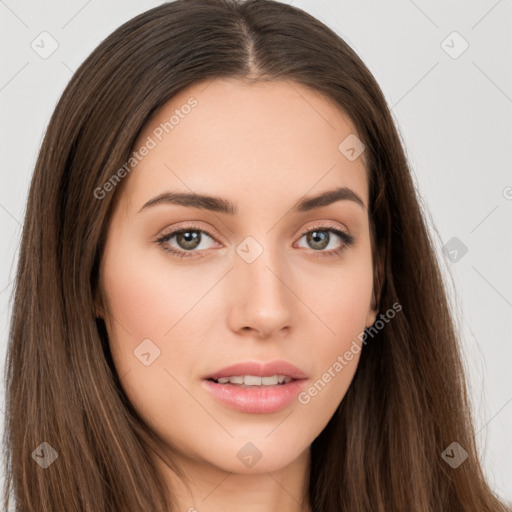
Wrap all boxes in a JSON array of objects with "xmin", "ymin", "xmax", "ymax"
[
  {"xmin": 202, "ymin": 360, "xmax": 308, "ymax": 414},
  {"xmin": 207, "ymin": 374, "xmax": 294, "ymax": 387},
  {"xmin": 203, "ymin": 359, "xmax": 308, "ymax": 382}
]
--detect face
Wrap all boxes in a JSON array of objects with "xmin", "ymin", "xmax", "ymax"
[{"xmin": 98, "ymin": 78, "xmax": 378, "ymax": 475}]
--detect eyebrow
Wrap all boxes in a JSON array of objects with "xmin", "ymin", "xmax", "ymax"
[{"xmin": 138, "ymin": 186, "xmax": 366, "ymax": 214}]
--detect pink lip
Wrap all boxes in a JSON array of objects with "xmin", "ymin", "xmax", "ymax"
[
  {"xmin": 203, "ymin": 360, "xmax": 308, "ymax": 380},
  {"xmin": 202, "ymin": 360, "xmax": 308, "ymax": 414},
  {"xmin": 202, "ymin": 379, "xmax": 307, "ymax": 414}
]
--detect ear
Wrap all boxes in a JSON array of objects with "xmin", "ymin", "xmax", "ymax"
[
  {"xmin": 95, "ymin": 305, "xmax": 104, "ymax": 320},
  {"xmin": 366, "ymin": 245, "xmax": 385, "ymax": 328},
  {"xmin": 93, "ymin": 288, "xmax": 105, "ymax": 320}
]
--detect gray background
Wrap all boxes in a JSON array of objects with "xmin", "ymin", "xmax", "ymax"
[{"xmin": 0, "ymin": 0, "xmax": 511, "ymax": 503}]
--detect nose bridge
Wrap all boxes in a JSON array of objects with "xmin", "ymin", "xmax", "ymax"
[
  {"xmin": 236, "ymin": 233, "xmax": 287, "ymax": 299},
  {"xmin": 230, "ymin": 233, "xmax": 294, "ymax": 333}
]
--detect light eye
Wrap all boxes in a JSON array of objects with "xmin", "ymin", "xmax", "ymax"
[
  {"xmin": 156, "ymin": 226, "xmax": 217, "ymax": 258},
  {"xmin": 155, "ymin": 224, "xmax": 355, "ymax": 259},
  {"xmin": 295, "ymin": 226, "xmax": 355, "ymax": 256}
]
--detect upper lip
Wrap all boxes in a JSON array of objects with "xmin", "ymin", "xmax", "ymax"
[{"xmin": 204, "ymin": 360, "xmax": 308, "ymax": 381}]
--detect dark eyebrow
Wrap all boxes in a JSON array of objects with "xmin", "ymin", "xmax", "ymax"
[
  {"xmin": 293, "ymin": 187, "xmax": 366, "ymax": 212},
  {"xmin": 138, "ymin": 186, "xmax": 366, "ymax": 214}
]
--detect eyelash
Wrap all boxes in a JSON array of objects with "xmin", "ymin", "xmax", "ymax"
[{"xmin": 155, "ymin": 223, "xmax": 355, "ymax": 259}]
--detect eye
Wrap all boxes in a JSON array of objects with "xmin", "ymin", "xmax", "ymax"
[
  {"xmin": 295, "ymin": 224, "xmax": 354, "ymax": 257},
  {"xmin": 156, "ymin": 225, "xmax": 217, "ymax": 258},
  {"xmin": 155, "ymin": 222, "xmax": 355, "ymax": 259}
]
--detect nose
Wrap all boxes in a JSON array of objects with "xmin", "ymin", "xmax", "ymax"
[{"xmin": 226, "ymin": 241, "xmax": 295, "ymax": 339}]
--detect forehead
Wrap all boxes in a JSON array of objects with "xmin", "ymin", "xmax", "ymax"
[{"xmin": 122, "ymin": 78, "xmax": 368, "ymax": 214}]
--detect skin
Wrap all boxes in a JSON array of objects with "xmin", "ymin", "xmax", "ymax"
[{"xmin": 98, "ymin": 78, "xmax": 378, "ymax": 512}]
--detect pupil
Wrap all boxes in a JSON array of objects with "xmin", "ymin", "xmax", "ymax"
[
  {"xmin": 308, "ymin": 230, "xmax": 329, "ymax": 250},
  {"xmin": 178, "ymin": 231, "xmax": 200, "ymax": 250}
]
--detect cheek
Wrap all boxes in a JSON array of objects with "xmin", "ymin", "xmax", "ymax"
[
  {"xmin": 293, "ymin": 253, "xmax": 373, "ymax": 405},
  {"xmin": 99, "ymin": 231, "xmax": 219, "ymax": 399},
  {"xmin": 101, "ymin": 236, "xmax": 213, "ymax": 341},
  {"xmin": 99, "ymin": 242, "xmax": 216, "ymax": 444},
  {"xmin": 297, "ymin": 252, "xmax": 374, "ymax": 338}
]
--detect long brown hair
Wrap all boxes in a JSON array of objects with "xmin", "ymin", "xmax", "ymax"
[{"xmin": 3, "ymin": 0, "xmax": 510, "ymax": 510}]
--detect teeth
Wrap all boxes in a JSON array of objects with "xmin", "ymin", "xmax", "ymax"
[{"xmin": 215, "ymin": 375, "xmax": 292, "ymax": 386}]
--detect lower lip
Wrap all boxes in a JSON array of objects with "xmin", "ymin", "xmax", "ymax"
[{"xmin": 202, "ymin": 378, "xmax": 307, "ymax": 414}]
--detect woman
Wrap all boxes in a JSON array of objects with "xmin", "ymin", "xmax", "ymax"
[{"xmin": 3, "ymin": 0, "xmax": 510, "ymax": 510}]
